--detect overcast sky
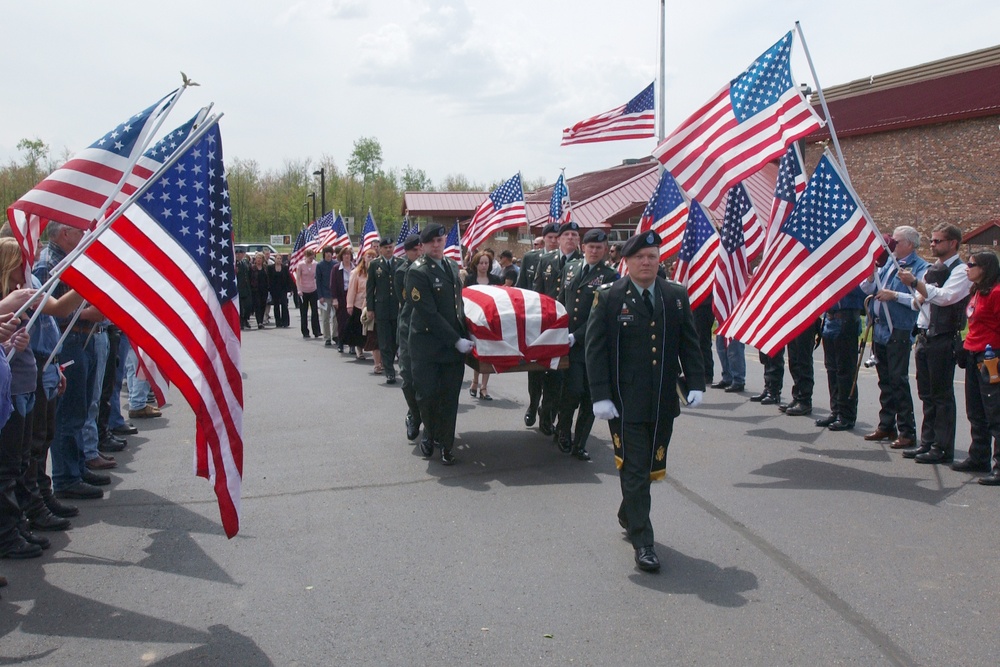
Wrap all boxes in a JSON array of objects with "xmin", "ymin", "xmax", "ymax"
[{"xmin": 3, "ymin": 1, "xmax": 998, "ymax": 190}]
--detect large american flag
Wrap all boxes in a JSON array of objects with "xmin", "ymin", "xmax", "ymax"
[
  {"xmin": 312, "ymin": 211, "xmax": 335, "ymax": 250},
  {"xmin": 652, "ymin": 32, "xmax": 822, "ymax": 210},
  {"xmin": 672, "ymin": 201, "xmax": 719, "ymax": 310},
  {"xmin": 60, "ymin": 122, "xmax": 243, "ymax": 538},
  {"xmin": 765, "ymin": 142, "xmax": 806, "ymax": 253},
  {"xmin": 717, "ymin": 152, "xmax": 881, "ymax": 356},
  {"xmin": 725, "ymin": 183, "xmax": 764, "ymax": 263},
  {"xmin": 549, "ymin": 173, "xmax": 571, "ymax": 224},
  {"xmin": 463, "ymin": 173, "xmax": 528, "ymax": 251},
  {"xmin": 638, "ymin": 169, "xmax": 689, "ymax": 260},
  {"xmin": 444, "ymin": 222, "xmax": 463, "ymax": 266},
  {"xmin": 330, "ymin": 213, "xmax": 353, "ymax": 252},
  {"xmin": 289, "ymin": 220, "xmax": 320, "ymax": 275},
  {"xmin": 713, "ymin": 187, "xmax": 752, "ymax": 324},
  {"xmin": 361, "ymin": 209, "xmax": 380, "ymax": 253},
  {"xmin": 463, "ymin": 285, "xmax": 569, "ymax": 373},
  {"xmin": 7, "ymin": 91, "xmax": 178, "ymax": 270},
  {"xmin": 392, "ymin": 217, "xmax": 412, "ymax": 257},
  {"xmin": 561, "ymin": 82, "xmax": 655, "ymax": 145}
]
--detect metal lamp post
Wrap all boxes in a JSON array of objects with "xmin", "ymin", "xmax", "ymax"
[
  {"xmin": 313, "ymin": 168, "xmax": 325, "ymax": 217},
  {"xmin": 308, "ymin": 192, "xmax": 316, "ymax": 221}
]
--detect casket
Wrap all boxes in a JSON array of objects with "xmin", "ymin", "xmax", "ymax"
[{"xmin": 462, "ymin": 285, "xmax": 570, "ymax": 373}]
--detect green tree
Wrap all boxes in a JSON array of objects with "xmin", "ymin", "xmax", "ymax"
[
  {"xmin": 439, "ymin": 173, "xmax": 483, "ymax": 191},
  {"xmin": 346, "ymin": 136, "xmax": 383, "ymax": 216},
  {"xmin": 400, "ymin": 165, "xmax": 433, "ymax": 192}
]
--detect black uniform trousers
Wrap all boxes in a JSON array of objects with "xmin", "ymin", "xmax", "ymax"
[
  {"xmin": 376, "ymin": 316, "xmax": 398, "ymax": 379},
  {"xmin": 914, "ymin": 333, "xmax": 958, "ymax": 457},
  {"xmin": 693, "ymin": 300, "xmax": 715, "ymax": 384},
  {"xmin": 0, "ymin": 401, "xmax": 33, "ymax": 551},
  {"xmin": 759, "ymin": 348, "xmax": 785, "ymax": 396},
  {"xmin": 822, "ymin": 315, "xmax": 861, "ymax": 424},
  {"xmin": 964, "ymin": 360, "xmax": 1000, "ymax": 468},
  {"xmin": 526, "ymin": 371, "xmax": 543, "ymax": 414},
  {"xmin": 613, "ymin": 418, "xmax": 674, "ymax": 549},
  {"xmin": 299, "ymin": 291, "xmax": 320, "ymax": 337},
  {"xmin": 25, "ymin": 365, "xmax": 57, "ymax": 518},
  {"xmin": 873, "ymin": 331, "xmax": 917, "ymax": 438},
  {"xmin": 397, "ymin": 322, "xmax": 421, "ymax": 429},
  {"xmin": 557, "ymin": 356, "xmax": 595, "ymax": 450},
  {"xmin": 412, "ymin": 357, "xmax": 464, "ymax": 452},
  {"xmin": 787, "ymin": 326, "xmax": 816, "ymax": 405}
]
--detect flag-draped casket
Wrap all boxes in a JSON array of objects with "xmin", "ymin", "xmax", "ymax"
[{"xmin": 462, "ymin": 286, "xmax": 569, "ymax": 373}]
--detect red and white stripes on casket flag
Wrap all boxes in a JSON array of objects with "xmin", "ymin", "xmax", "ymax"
[{"xmin": 463, "ymin": 286, "xmax": 569, "ymax": 373}]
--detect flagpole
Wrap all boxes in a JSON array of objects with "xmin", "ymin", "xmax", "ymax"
[
  {"xmin": 13, "ymin": 113, "xmax": 224, "ymax": 321},
  {"xmin": 794, "ymin": 22, "xmax": 849, "ymax": 182},
  {"xmin": 658, "ymin": 0, "xmax": 666, "ymax": 142}
]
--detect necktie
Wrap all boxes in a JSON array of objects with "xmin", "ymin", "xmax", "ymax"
[
  {"xmin": 643, "ymin": 289, "xmax": 653, "ymax": 313},
  {"xmin": 581, "ymin": 264, "xmax": 590, "ymax": 280},
  {"xmin": 560, "ymin": 255, "xmax": 567, "ymax": 269}
]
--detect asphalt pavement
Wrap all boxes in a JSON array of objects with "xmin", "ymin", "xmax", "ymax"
[{"xmin": 1, "ymin": 321, "xmax": 996, "ymax": 666}]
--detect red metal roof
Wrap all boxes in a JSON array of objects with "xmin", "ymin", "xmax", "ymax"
[
  {"xmin": 403, "ymin": 191, "xmax": 488, "ymax": 218},
  {"xmin": 963, "ymin": 220, "xmax": 1000, "ymax": 244}
]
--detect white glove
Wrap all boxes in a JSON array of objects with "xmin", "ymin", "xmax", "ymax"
[
  {"xmin": 567, "ymin": 333, "xmax": 576, "ymax": 347},
  {"xmin": 455, "ymin": 338, "xmax": 475, "ymax": 354},
  {"xmin": 593, "ymin": 399, "xmax": 619, "ymax": 420},
  {"xmin": 686, "ymin": 390, "xmax": 703, "ymax": 408}
]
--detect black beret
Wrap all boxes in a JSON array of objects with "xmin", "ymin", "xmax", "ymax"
[
  {"xmin": 403, "ymin": 234, "xmax": 421, "ymax": 251},
  {"xmin": 420, "ymin": 222, "xmax": 446, "ymax": 243},
  {"xmin": 379, "ymin": 236, "xmax": 393, "ymax": 246},
  {"xmin": 621, "ymin": 230, "xmax": 661, "ymax": 257},
  {"xmin": 541, "ymin": 222, "xmax": 561, "ymax": 236},
  {"xmin": 582, "ymin": 229, "xmax": 607, "ymax": 244},
  {"xmin": 558, "ymin": 221, "xmax": 580, "ymax": 236}
]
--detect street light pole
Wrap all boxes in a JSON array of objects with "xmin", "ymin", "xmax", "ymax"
[
  {"xmin": 308, "ymin": 192, "xmax": 316, "ymax": 221},
  {"xmin": 313, "ymin": 168, "xmax": 325, "ymax": 217},
  {"xmin": 302, "ymin": 201, "xmax": 309, "ymax": 226}
]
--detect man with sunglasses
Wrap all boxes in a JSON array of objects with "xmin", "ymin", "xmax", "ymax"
[{"xmin": 898, "ymin": 223, "xmax": 972, "ymax": 465}]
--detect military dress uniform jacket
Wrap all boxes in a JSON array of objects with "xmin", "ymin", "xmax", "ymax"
[
  {"xmin": 366, "ymin": 255, "xmax": 400, "ymax": 321},
  {"xmin": 586, "ymin": 276, "xmax": 705, "ymax": 424},
  {"xmin": 533, "ymin": 250, "xmax": 581, "ymax": 298},
  {"xmin": 515, "ymin": 248, "xmax": 546, "ymax": 290},
  {"xmin": 404, "ymin": 256, "xmax": 466, "ymax": 361},
  {"xmin": 558, "ymin": 259, "xmax": 618, "ymax": 362}
]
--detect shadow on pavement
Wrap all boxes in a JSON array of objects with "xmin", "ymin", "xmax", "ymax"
[
  {"xmin": 628, "ymin": 544, "xmax": 758, "ymax": 607},
  {"xmin": 150, "ymin": 625, "xmax": 273, "ymax": 666}
]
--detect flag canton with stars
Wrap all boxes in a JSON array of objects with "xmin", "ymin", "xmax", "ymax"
[
  {"xmin": 88, "ymin": 100, "xmax": 163, "ymax": 157},
  {"xmin": 643, "ymin": 170, "xmax": 686, "ymax": 222},
  {"xmin": 490, "ymin": 174, "xmax": 524, "ymax": 210},
  {"xmin": 774, "ymin": 144, "xmax": 803, "ymax": 203},
  {"xmin": 729, "ymin": 32, "xmax": 795, "ymax": 123},
  {"xmin": 549, "ymin": 175, "xmax": 568, "ymax": 221},
  {"xmin": 782, "ymin": 156, "xmax": 857, "ymax": 253},
  {"xmin": 137, "ymin": 125, "xmax": 236, "ymax": 302},
  {"xmin": 143, "ymin": 115, "xmax": 197, "ymax": 163},
  {"xmin": 679, "ymin": 204, "xmax": 716, "ymax": 262},
  {"xmin": 721, "ymin": 187, "xmax": 749, "ymax": 254},
  {"xmin": 395, "ymin": 218, "xmax": 411, "ymax": 245},
  {"xmin": 625, "ymin": 82, "xmax": 655, "ymax": 114},
  {"xmin": 316, "ymin": 211, "xmax": 334, "ymax": 234}
]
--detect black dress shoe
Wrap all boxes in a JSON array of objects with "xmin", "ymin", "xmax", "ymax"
[
  {"xmin": 724, "ymin": 383, "xmax": 745, "ymax": 393},
  {"xmin": 785, "ymin": 402, "xmax": 813, "ymax": 416},
  {"xmin": 760, "ymin": 394, "xmax": 781, "ymax": 405},
  {"xmin": 386, "ymin": 375, "xmax": 397, "ymax": 385},
  {"xmin": 55, "ymin": 481, "xmax": 103, "ymax": 500},
  {"xmin": 556, "ymin": 432, "xmax": 572, "ymax": 454},
  {"xmin": 28, "ymin": 511, "xmax": 71, "ymax": 532},
  {"xmin": 524, "ymin": 408, "xmax": 537, "ymax": 427},
  {"xmin": 815, "ymin": 414, "xmax": 838, "ymax": 427},
  {"xmin": 82, "ymin": 470, "xmax": 111, "ymax": 486},
  {"xmin": 19, "ymin": 528, "xmax": 50, "ymax": 550},
  {"xmin": 99, "ymin": 436, "xmax": 126, "ymax": 453},
  {"xmin": 634, "ymin": 546, "xmax": 660, "ymax": 572},
  {"xmin": 951, "ymin": 458, "xmax": 992, "ymax": 473},
  {"xmin": 44, "ymin": 495, "xmax": 79, "ymax": 518},
  {"xmin": 915, "ymin": 447, "xmax": 953, "ymax": 464},
  {"xmin": 419, "ymin": 437, "xmax": 434, "ymax": 459},
  {"xmin": 539, "ymin": 418, "xmax": 554, "ymax": 437},
  {"xmin": 571, "ymin": 447, "xmax": 591, "ymax": 461},
  {"xmin": 827, "ymin": 420, "xmax": 854, "ymax": 431},
  {"xmin": 710, "ymin": 380, "xmax": 731, "ymax": 389},
  {"xmin": 978, "ymin": 470, "xmax": 1000, "ymax": 485},
  {"xmin": 111, "ymin": 423, "xmax": 139, "ymax": 436},
  {"xmin": 902, "ymin": 445, "xmax": 930, "ymax": 459},
  {"xmin": 405, "ymin": 413, "xmax": 420, "ymax": 441},
  {"xmin": 0, "ymin": 541, "xmax": 42, "ymax": 559},
  {"xmin": 440, "ymin": 449, "xmax": 456, "ymax": 466}
]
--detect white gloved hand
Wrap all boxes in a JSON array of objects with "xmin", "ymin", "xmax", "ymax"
[
  {"xmin": 686, "ymin": 390, "xmax": 704, "ymax": 408},
  {"xmin": 567, "ymin": 333, "xmax": 576, "ymax": 347},
  {"xmin": 593, "ymin": 399, "xmax": 620, "ymax": 420},
  {"xmin": 455, "ymin": 338, "xmax": 475, "ymax": 354}
]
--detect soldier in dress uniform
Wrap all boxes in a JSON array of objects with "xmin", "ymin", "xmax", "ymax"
[
  {"xmin": 404, "ymin": 223, "xmax": 474, "ymax": 465},
  {"xmin": 586, "ymin": 230, "xmax": 705, "ymax": 573},
  {"xmin": 516, "ymin": 222, "xmax": 560, "ymax": 427},
  {"xmin": 395, "ymin": 234, "xmax": 423, "ymax": 443},
  {"xmin": 555, "ymin": 228, "xmax": 619, "ymax": 461},
  {"xmin": 367, "ymin": 236, "xmax": 402, "ymax": 384},
  {"xmin": 532, "ymin": 221, "xmax": 582, "ymax": 436}
]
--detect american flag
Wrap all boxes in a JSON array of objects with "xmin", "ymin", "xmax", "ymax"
[
  {"xmin": 60, "ymin": 122, "xmax": 243, "ymax": 538},
  {"xmin": 561, "ymin": 82, "xmax": 656, "ymax": 145},
  {"xmin": 463, "ymin": 173, "xmax": 528, "ymax": 251},
  {"xmin": 713, "ymin": 188, "xmax": 752, "ymax": 324},
  {"xmin": 672, "ymin": 201, "xmax": 719, "ymax": 310},
  {"xmin": 717, "ymin": 152, "xmax": 881, "ymax": 356},
  {"xmin": 330, "ymin": 213, "xmax": 353, "ymax": 252},
  {"xmin": 462, "ymin": 285, "xmax": 569, "ymax": 373},
  {"xmin": 410, "ymin": 218, "xmax": 420, "ymax": 236},
  {"xmin": 549, "ymin": 173, "xmax": 571, "ymax": 224},
  {"xmin": 638, "ymin": 169, "xmax": 689, "ymax": 260},
  {"xmin": 7, "ymin": 91, "xmax": 179, "ymax": 270},
  {"xmin": 765, "ymin": 142, "xmax": 806, "ymax": 253},
  {"xmin": 392, "ymin": 217, "xmax": 411, "ymax": 257},
  {"xmin": 313, "ymin": 211, "xmax": 336, "ymax": 249},
  {"xmin": 289, "ymin": 220, "xmax": 320, "ymax": 275},
  {"xmin": 652, "ymin": 32, "xmax": 822, "ymax": 210},
  {"xmin": 444, "ymin": 222, "xmax": 464, "ymax": 267},
  {"xmin": 725, "ymin": 183, "xmax": 764, "ymax": 263},
  {"xmin": 361, "ymin": 209, "xmax": 380, "ymax": 253}
]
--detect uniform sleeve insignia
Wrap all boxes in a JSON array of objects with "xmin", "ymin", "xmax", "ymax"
[
  {"xmin": 592, "ymin": 291, "xmax": 600, "ymax": 308},
  {"xmin": 376, "ymin": 267, "xmax": 383, "ymax": 276},
  {"xmin": 655, "ymin": 446, "xmax": 666, "ymax": 462},
  {"xmin": 411, "ymin": 287, "xmax": 421, "ymax": 302},
  {"xmin": 612, "ymin": 432, "xmax": 621, "ymax": 448}
]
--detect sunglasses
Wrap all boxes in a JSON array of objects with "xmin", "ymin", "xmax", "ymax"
[{"xmin": 967, "ymin": 262, "xmax": 980, "ymax": 268}]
